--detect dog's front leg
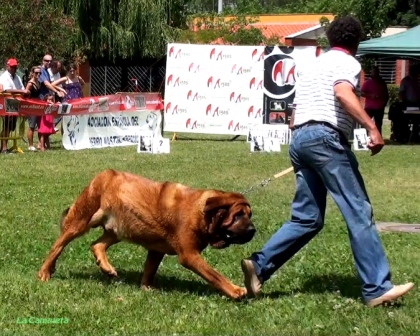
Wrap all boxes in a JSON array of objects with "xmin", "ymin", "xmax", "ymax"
[{"xmin": 178, "ymin": 253, "xmax": 246, "ymax": 300}]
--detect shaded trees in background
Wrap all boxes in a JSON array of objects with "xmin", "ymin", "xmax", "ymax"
[
  {"xmin": 0, "ymin": 0, "xmax": 78, "ymax": 70},
  {"xmin": 2, "ymin": 0, "xmax": 417, "ymax": 67},
  {"xmin": 50, "ymin": 0, "xmax": 190, "ymax": 62},
  {"xmin": 388, "ymin": 0, "xmax": 420, "ymax": 27}
]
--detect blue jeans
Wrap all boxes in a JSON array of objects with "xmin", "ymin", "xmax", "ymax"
[{"xmin": 250, "ymin": 123, "xmax": 392, "ymax": 302}]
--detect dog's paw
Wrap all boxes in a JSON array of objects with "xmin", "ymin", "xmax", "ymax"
[
  {"xmin": 230, "ymin": 285, "xmax": 247, "ymax": 300},
  {"xmin": 38, "ymin": 270, "xmax": 51, "ymax": 282},
  {"xmin": 106, "ymin": 269, "xmax": 118, "ymax": 278},
  {"xmin": 140, "ymin": 284, "xmax": 155, "ymax": 291}
]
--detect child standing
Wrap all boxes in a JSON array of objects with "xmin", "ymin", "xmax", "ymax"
[{"xmin": 38, "ymin": 94, "xmax": 56, "ymax": 151}]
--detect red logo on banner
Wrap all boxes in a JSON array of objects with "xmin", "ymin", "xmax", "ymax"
[
  {"xmin": 210, "ymin": 48, "xmax": 231, "ymax": 60},
  {"xmin": 228, "ymin": 120, "xmax": 246, "ymax": 131},
  {"xmin": 169, "ymin": 46, "xmax": 182, "ymax": 58},
  {"xmin": 248, "ymin": 106, "xmax": 254, "ymax": 117},
  {"xmin": 187, "ymin": 90, "xmax": 203, "ymax": 101},
  {"xmin": 250, "ymin": 77, "xmax": 263, "ymax": 89},
  {"xmin": 247, "ymin": 106, "xmax": 261, "ymax": 118},
  {"xmin": 186, "ymin": 118, "xmax": 204, "ymax": 129},
  {"xmin": 165, "ymin": 102, "xmax": 171, "ymax": 113},
  {"xmin": 251, "ymin": 48, "xmax": 264, "ymax": 61},
  {"xmin": 206, "ymin": 104, "xmax": 212, "ymax": 116}
]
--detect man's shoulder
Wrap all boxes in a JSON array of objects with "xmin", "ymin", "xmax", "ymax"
[
  {"xmin": 15, "ymin": 75, "xmax": 24, "ymax": 89},
  {"xmin": 0, "ymin": 70, "xmax": 8, "ymax": 79},
  {"xmin": 0, "ymin": 71, "xmax": 10, "ymax": 85},
  {"xmin": 341, "ymin": 54, "xmax": 361, "ymax": 71},
  {"xmin": 321, "ymin": 51, "xmax": 361, "ymax": 71}
]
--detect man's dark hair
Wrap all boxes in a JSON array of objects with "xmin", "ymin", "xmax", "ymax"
[{"xmin": 326, "ymin": 16, "xmax": 363, "ymax": 51}]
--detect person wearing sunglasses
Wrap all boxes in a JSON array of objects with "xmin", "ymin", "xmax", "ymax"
[
  {"xmin": 39, "ymin": 54, "xmax": 66, "ymax": 100},
  {"xmin": 25, "ymin": 66, "xmax": 43, "ymax": 151}
]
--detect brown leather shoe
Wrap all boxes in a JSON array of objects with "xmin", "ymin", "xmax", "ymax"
[
  {"xmin": 241, "ymin": 259, "xmax": 262, "ymax": 297},
  {"xmin": 366, "ymin": 283, "xmax": 414, "ymax": 307}
]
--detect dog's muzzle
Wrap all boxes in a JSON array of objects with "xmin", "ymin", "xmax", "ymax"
[{"xmin": 224, "ymin": 225, "xmax": 256, "ymax": 245}]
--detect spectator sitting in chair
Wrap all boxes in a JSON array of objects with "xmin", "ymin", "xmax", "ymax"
[
  {"xmin": 0, "ymin": 58, "xmax": 29, "ymax": 154},
  {"xmin": 399, "ymin": 65, "xmax": 420, "ymax": 106},
  {"xmin": 399, "ymin": 65, "xmax": 420, "ymax": 141}
]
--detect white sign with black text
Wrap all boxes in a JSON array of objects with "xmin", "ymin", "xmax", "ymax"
[
  {"xmin": 137, "ymin": 131, "xmax": 170, "ymax": 154},
  {"xmin": 353, "ymin": 128, "xmax": 370, "ymax": 151},
  {"xmin": 62, "ymin": 110, "xmax": 162, "ymax": 150}
]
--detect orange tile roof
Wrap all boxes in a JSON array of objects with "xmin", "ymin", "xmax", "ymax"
[
  {"xmin": 190, "ymin": 14, "xmax": 333, "ymax": 45},
  {"xmin": 253, "ymin": 23, "xmax": 317, "ymax": 43}
]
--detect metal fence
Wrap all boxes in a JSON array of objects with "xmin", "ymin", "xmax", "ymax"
[
  {"xmin": 363, "ymin": 58, "xmax": 397, "ymax": 84},
  {"xmin": 89, "ymin": 61, "xmax": 166, "ymax": 96},
  {"xmin": 90, "ymin": 66, "xmax": 122, "ymax": 96}
]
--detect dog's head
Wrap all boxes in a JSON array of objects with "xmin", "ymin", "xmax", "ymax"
[{"xmin": 204, "ymin": 193, "xmax": 255, "ymax": 249}]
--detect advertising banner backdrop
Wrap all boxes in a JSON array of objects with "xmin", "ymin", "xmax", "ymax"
[
  {"xmin": 164, "ymin": 43, "xmax": 265, "ymax": 135},
  {"xmin": 263, "ymin": 46, "xmax": 322, "ymax": 125},
  {"xmin": 62, "ymin": 110, "xmax": 162, "ymax": 150}
]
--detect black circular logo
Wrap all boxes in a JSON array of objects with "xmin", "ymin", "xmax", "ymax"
[{"xmin": 264, "ymin": 49, "xmax": 297, "ymax": 99}]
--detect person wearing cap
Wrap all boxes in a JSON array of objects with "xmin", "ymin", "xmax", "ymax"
[{"xmin": 0, "ymin": 58, "xmax": 29, "ymax": 154}]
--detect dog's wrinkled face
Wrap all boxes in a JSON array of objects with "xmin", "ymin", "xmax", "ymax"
[{"xmin": 204, "ymin": 194, "xmax": 256, "ymax": 249}]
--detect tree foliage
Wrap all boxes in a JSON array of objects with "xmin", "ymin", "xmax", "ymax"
[
  {"xmin": 5, "ymin": 0, "xmax": 414, "ymax": 65},
  {"xmin": 0, "ymin": 0, "xmax": 78, "ymax": 70},
  {"xmin": 50, "ymin": 0, "xmax": 189, "ymax": 61},
  {"xmin": 282, "ymin": 0, "xmax": 397, "ymax": 39},
  {"xmin": 388, "ymin": 0, "xmax": 420, "ymax": 27}
]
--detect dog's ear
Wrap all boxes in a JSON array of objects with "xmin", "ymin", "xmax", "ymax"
[
  {"xmin": 204, "ymin": 194, "xmax": 249, "ymax": 213},
  {"xmin": 204, "ymin": 194, "xmax": 249, "ymax": 231},
  {"xmin": 204, "ymin": 196, "xmax": 233, "ymax": 213}
]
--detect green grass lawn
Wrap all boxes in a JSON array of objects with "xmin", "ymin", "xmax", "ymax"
[{"xmin": 1, "ymin": 122, "xmax": 419, "ymax": 336}]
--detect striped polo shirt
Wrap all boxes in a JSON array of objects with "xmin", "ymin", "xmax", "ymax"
[{"xmin": 293, "ymin": 49, "xmax": 362, "ymax": 139}]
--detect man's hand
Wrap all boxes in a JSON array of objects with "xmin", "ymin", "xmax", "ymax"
[{"xmin": 367, "ymin": 128, "xmax": 384, "ymax": 156}]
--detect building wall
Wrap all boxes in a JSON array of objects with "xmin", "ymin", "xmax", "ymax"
[{"xmin": 78, "ymin": 60, "xmax": 91, "ymax": 97}]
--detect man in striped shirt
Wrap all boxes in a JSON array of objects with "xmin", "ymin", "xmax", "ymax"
[{"xmin": 241, "ymin": 16, "xmax": 414, "ymax": 307}]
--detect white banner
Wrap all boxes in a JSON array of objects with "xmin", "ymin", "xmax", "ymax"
[
  {"xmin": 164, "ymin": 43, "xmax": 265, "ymax": 135},
  {"xmin": 62, "ymin": 110, "xmax": 162, "ymax": 150}
]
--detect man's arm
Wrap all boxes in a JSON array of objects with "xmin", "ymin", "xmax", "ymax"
[
  {"xmin": 40, "ymin": 70, "xmax": 65, "ymax": 97},
  {"xmin": 289, "ymin": 108, "xmax": 295, "ymax": 129},
  {"xmin": 2, "ymin": 88, "xmax": 28, "ymax": 94},
  {"xmin": 0, "ymin": 79, "xmax": 28, "ymax": 95},
  {"xmin": 335, "ymin": 83, "xmax": 376, "ymax": 130},
  {"xmin": 43, "ymin": 80, "xmax": 65, "ymax": 97},
  {"xmin": 334, "ymin": 83, "xmax": 384, "ymax": 155}
]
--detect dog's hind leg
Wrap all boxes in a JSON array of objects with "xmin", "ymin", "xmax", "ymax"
[
  {"xmin": 91, "ymin": 230, "xmax": 120, "ymax": 277},
  {"xmin": 140, "ymin": 250, "xmax": 165, "ymax": 290},
  {"xmin": 38, "ymin": 217, "xmax": 92, "ymax": 282},
  {"xmin": 38, "ymin": 181, "xmax": 104, "ymax": 281}
]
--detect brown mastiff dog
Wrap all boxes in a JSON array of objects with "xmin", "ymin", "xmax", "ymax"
[{"xmin": 38, "ymin": 169, "xmax": 256, "ymax": 299}]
